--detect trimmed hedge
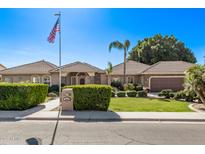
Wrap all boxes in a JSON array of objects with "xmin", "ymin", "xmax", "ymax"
[
  {"xmin": 127, "ymin": 91, "xmax": 137, "ymax": 97},
  {"xmin": 0, "ymin": 83, "xmax": 48, "ymax": 110},
  {"xmin": 158, "ymin": 89, "xmax": 174, "ymax": 99},
  {"xmin": 117, "ymin": 91, "xmax": 126, "ymax": 97},
  {"xmin": 135, "ymin": 85, "xmax": 143, "ymax": 91},
  {"xmin": 64, "ymin": 84, "xmax": 112, "ymax": 111},
  {"xmin": 136, "ymin": 90, "xmax": 147, "ymax": 97}
]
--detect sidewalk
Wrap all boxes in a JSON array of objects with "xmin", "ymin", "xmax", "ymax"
[
  {"xmin": 15, "ymin": 111, "xmax": 205, "ymax": 122},
  {"xmin": 2, "ymin": 98, "xmax": 205, "ymax": 122}
]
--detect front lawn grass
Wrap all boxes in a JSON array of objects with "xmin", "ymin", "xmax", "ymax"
[{"xmin": 109, "ymin": 97, "xmax": 193, "ymax": 112}]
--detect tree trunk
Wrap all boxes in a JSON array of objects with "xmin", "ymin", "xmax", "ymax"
[
  {"xmin": 197, "ymin": 89, "xmax": 205, "ymax": 104},
  {"xmin": 123, "ymin": 49, "xmax": 126, "ymax": 85}
]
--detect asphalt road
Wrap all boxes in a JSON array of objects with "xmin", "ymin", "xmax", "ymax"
[{"xmin": 1, "ymin": 120, "xmax": 205, "ymax": 145}]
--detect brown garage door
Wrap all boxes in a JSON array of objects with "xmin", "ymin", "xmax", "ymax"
[{"xmin": 150, "ymin": 77, "xmax": 184, "ymax": 92}]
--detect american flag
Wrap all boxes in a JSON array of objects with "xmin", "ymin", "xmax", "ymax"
[{"xmin": 47, "ymin": 18, "xmax": 60, "ymax": 43}]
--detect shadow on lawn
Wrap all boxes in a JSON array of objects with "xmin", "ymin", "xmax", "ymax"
[
  {"xmin": 147, "ymin": 98, "xmax": 171, "ymax": 102},
  {"xmin": 61, "ymin": 110, "xmax": 122, "ymax": 122}
]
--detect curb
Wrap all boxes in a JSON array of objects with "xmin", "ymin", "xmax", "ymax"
[
  {"xmin": 14, "ymin": 116, "xmax": 205, "ymax": 122},
  {"xmin": 189, "ymin": 104, "xmax": 205, "ymax": 113}
]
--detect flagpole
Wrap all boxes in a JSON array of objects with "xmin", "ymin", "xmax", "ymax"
[
  {"xmin": 58, "ymin": 11, "xmax": 62, "ymax": 102},
  {"xmin": 50, "ymin": 11, "xmax": 61, "ymax": 145}
]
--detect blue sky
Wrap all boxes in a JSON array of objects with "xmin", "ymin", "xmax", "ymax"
[{"xmin": 0, "ymin": 8, "xmax": 204, "ymax": 69}]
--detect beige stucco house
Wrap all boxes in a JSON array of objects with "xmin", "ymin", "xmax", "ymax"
[
  {"xmin": 109, "ymin": 60, "xmax": 150, "ymax": 85},
  {"xmin": 0, "ymin": 60, "xmax": 57, "ymax": 84},
  {"xmin": 0, "ymin": 60, "xmax": 195, "ymax": 92},
  {"xmin": 141, "ymin": 61, "xmax": 195, "ymax": 91},
  {"xmin": 50, "ymin": 61, "xmax": 107, "ymax": 85}
]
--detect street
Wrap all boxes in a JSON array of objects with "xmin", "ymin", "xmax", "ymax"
[{"xmin": 1, "ymin": 120, "xmax": 205, "ymax": 145}]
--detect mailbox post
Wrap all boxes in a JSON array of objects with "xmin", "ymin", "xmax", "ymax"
[{"xmin": 61, "ymin": 88, "xmax": 74, "ymax": 111}]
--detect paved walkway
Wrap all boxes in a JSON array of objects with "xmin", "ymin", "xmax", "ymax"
[{"xmin": 1, "ymin": 98, "xmax": 205, "ymax": 122}]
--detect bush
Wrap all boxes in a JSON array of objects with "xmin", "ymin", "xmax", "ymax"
[
  {"xmin": 124, "ymin": 83, "xmax": 135, "ymax": 91},
  {"xmin": 127, "ymin": 91, "xmax": 137, "ymax": 97},
  {"xmin": 111, "ymin": 80, "xmax": 124, "ymax": 91},
  {"xmin": 135, "ymin": 85, "xmax": 143, "ymax": 91},
  {"xmin": 64, "ymin": 84, "xmax": 112, "ymax": 111},
  {"xmin": 48, "ymin": 84, "xmax": 65, "ymax": 93},
  {"xmin": 111, "ymin": 91, "xmax": 116, "ymax": 97},
  {"xmin": 174, "ymin": 90, "xmax": 197, "ymax": 102},
  {"xmin": 136, "ymin": 90, "xmax": 147, "ymax": 97},
  {"xmin": 0, "ymin": 83, "xmax": 48, "ymax": 110},
  {"xmin": 117, "ymin": 91, "xmax": 126, "ymax": 97},
  {"xmin": 158, "ymin": 89, "xmax": 174, "ymax": 98}
]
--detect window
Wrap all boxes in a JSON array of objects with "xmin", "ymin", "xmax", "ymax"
[
  {"xmin": 127, "ymin": 76, "xmax": 134, "ymax": 84},
  {"xmin": 42, "ymin": 76, "xmax": 51, "ymax": 85},
  {"xmin": 32, "ymin": 76, "xmax": 40, "ymax": 83},
  {"xmin": 5, "ymin": 77, "xmax": 12, "ymax": 83}
]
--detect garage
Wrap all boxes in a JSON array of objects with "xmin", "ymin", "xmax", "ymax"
[{"xmin": 150, "ymin": 77, "xmax": 184, "ymax": 92}]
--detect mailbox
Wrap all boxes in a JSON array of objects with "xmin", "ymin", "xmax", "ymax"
[{"xmin": 61, "ymin": 88, "xmax": 74, "ymax": 111}]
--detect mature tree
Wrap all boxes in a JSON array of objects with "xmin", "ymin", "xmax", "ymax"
[
  {"xmin": 109, "ymin": 40, "xmax": 130, "ymax": 84},
  {"xmin": 184, "ymin": 65, "xmax": 205, "ymax": 104},
  {"xmin": 128, "ymin": 34, "xmax": 196, "ymax": 65},
  {"xmin": 106, "ymin": 61, "xmax": 113, "ymax": 85}
]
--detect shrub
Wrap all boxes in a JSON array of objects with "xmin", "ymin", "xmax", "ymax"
[
  {"xmin": 127, "ymin": 91, "xmax": 137, "ymax": 97},
  {"xmin": 174, "ymin": 90, "xmax": 197, "ymax": 102},
  {"xmin": 64, "ymin": 84, "xmax": 112, "ymax": 111},
  {"xmin": 136, "ymin": 90, "xmax": 147, "ymax": 97},
  {"xmin": 0, "ymin": 83, "xmax": 48, "ymax": 110},
  {"xmin": 124, "ymin": 83, "xmax": 135, "ymax": 91},
  {"xmin": 158, "ymin": 89, "xmax": 174, "ymax": 98},
  {"xmin": 48, "ymin": 84, "xmax": 65, "ymax": 93},
  {"xmin": 117, "ymin": 91, "xmax": 126, "ymax": 97},
  {"xmin": 111, "ymin": 80, "xmax": 124, "ymax": 91},
  {"xmin": 135, "ymin": 85, "xmax": 143, "ymax": 91},
  {"xmin": 111, "ymin": 91, "xmax": 116, "ymax": 97}
]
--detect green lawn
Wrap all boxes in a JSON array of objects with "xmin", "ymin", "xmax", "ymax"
[{"xmin": 109, "ymin": 97, "xmax": 193, "ymax": 112}]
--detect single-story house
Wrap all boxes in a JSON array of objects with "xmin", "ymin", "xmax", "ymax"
[
  {"xmin": 50, "ymin": 61, "xmax": 107, "ymax": 85},
  {"xmin": 0, "ymin": 60, "xmax": 57, "ymax": 84},
  {"xmin": 0, "ymin": 60, "xmax": 195, "ymax": 91},
  {"xmin": 109, "ymin": 60, "xmax": 150, "ymax": 85},
  {"xmin": 141, "ymin": 61, "xmax": 195, "ymax": 92}
]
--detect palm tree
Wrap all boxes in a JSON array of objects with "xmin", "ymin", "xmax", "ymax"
[
  {"xmin": 106, "ymin": 61, "xmax": 113, "ymax": 85},
  {"xmin": 109, "ymin": 40, "xmax": 130, "ymax": 84},
  {"xmin": 185, "ymin": 65, "xmax": 205, "ymax": 104}
]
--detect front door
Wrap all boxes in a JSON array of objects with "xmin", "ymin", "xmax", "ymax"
[{"xmin": 80, "ymin": 78, "xmax": 85, "ymax": 85}]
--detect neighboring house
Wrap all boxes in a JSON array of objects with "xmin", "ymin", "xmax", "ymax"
[
  {"xmin": 1, "ymin": 60, "xmax": 195, "ymax": 92},
  {"xmin": 0, "ymin": 64, "xmax": 6, "ymax": 81},
  {"xmin": 110, "ymin": 60, "xmax": 150, "ymax": 85},
  {"xmin": 0, "ymin": 60, "xmax": 57, "ymax": 85},
  {"xmin": 141, "ymin": 61, "xmax": 195, "ymax": 92},
  {"xmin": 50, "ymin": 61, "xmax": 106, "ymax": 85}
]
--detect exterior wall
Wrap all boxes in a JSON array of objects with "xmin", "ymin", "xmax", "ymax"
[
  {"xmin": 2, "ymin": 74, "xmax": 51, "ymax": 84},
  {"xmin": 142, "ymin": 74, "xmax": 185, "ymax": 89},
  {"xmin": 110, "ymin": 75, "xmax": 142, "ymax": 85},
  {"xmin": 51, "ymin": 73, "xmax": 59, "ymax": 85},
  {"xmin": 94, "ymin": 73, "xmax": 101, "ymax": 84},
  {"xmin": 100, "ymin": 74, "xmax": 107, "ymax": 85}
]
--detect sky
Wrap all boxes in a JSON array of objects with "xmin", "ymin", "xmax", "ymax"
[{"xmin": 0, "ymin": 8, "xmax": 205, "ymax": 69}]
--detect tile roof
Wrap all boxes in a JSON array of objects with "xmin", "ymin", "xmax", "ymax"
[
  {"xmin": 111, "ymin": 60, "xmax": 150, "ymax": 75},
  {"xmin": 0, "ymin": 64, "xmax": 6, "ymax": 71},
  {"xmin": 0, "ymin": 60, "xmax": 57, "ymax": 75},
  {"xmin": 142, "ymin": 61, "xmax": 195, "ymax": 74},
  {"xmin": 50, "ymin": 61, "xmax": 105, "ymax": 73}
]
